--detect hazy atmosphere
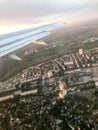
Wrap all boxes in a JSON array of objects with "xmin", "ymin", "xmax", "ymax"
[
  {"xmin": 0, "ymin": 1, "xmax": 98, "ymax": 130},
  {"xmin": 0, "ymin": 0, "xmax": 98, "ymax": 33}
]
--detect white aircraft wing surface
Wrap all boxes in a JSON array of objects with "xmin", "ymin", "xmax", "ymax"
[{"xmin": 0, "ymin": 22, "xmax": 64, "ymax": 59}]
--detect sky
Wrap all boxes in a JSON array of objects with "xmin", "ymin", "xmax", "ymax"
[{"xmin": 0, "ymin": 0, "xmax": 98, "ymax": 34}]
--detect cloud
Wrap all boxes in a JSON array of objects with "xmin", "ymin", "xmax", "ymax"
[{"xmin": 0, "ymin": 0, "xmax": 98, "ymax": 25}]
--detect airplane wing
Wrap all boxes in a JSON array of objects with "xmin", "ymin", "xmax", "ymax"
[{"xmin": 0, "ymin": 22, "xmax": 64, "ymax": 60}]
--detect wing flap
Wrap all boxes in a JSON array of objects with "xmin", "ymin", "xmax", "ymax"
[{"xmin": 8, "ymin": 54, "xmax": 21, "ymax": 61}]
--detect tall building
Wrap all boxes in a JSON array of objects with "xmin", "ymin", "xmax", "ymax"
[{"xmin": 79, "ymin": 49, "xmax": 83, "ymax": 55}]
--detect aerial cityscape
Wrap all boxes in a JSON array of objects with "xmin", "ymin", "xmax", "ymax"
[
  {"xmin": 0, "ymin": 0, "xmax": 98, "ymax": 130},
  {"xmin": 0, "ymin": 20, "xmax": 98, "ymax": 129}
]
